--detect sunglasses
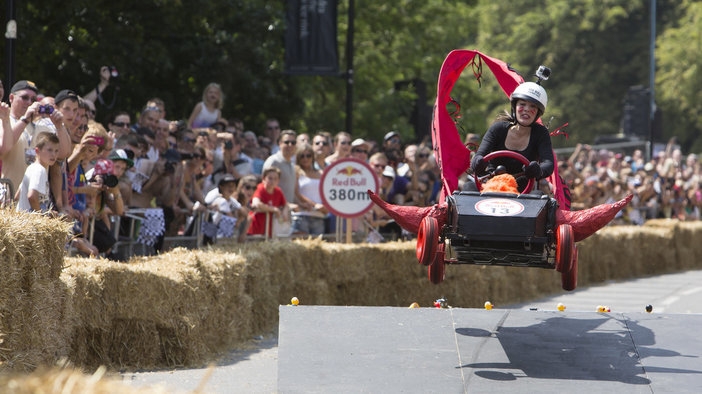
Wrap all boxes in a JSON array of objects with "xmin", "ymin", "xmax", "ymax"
[
  {"xmin": 112, "ymin": 121, "xmax": 129, "ymax": 128},
  {"xmin": 19, "ymin": 94, "xmax": 37, "ymax": 102},
  {"xmin": 299, "ymin": 153, "xmax": 313, "ymax": 159},
  {"xmin": 314, "ymin": 141, "xmax": 329, "ymax": 146},
  {"xmin": 417, "ymin": 153, "xmax": 430, "ymax": 158},
  {"xmin": 352, "ymin": 149, "xmax": 368, "ymax": 154},
  {"xmin": 244, "ymin": 185, "xmax": 256, "ymax": 190},
  {"xmin": 282, "ymin": 140, "xmax": 297, "ymax": 146},
  {"xmin": 339, "ymin": 141, "xmax": 350, "ymax": 145},
  {"xmin": 78, "ymin": 125, "xmax": 89, "ymax": 132}
]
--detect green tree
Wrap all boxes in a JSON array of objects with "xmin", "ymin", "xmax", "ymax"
[
  {"xmin": 5, "ymin": 0, "xmax": 300, "ymax": 129},
  {"xmin": 472, "ymin": 0, "xmax": 656, "ymax": 147},
  {"xmin": 656, "ymin": 0, "xmax": 702, "ymax": 152}
]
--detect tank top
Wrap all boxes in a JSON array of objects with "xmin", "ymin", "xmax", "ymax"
[{"xmin": 192, "ymin": 102, "xmax": 220, "ymax": 128}]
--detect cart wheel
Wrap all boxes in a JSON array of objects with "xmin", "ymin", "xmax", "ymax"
[
  {"xmin": 562, "ymin": 245, "xmax": 578, "ymax": 291},
  {"xmin": 416, "ymin": 216, "xmax": 438, "ymax": 266},
  {"xmin": 428, "ymin": 244, "xmax": 445, "ymax": 284},
  {"xmin": 555, "ymin": 224, "xmax": 574, "ymax": 273}
]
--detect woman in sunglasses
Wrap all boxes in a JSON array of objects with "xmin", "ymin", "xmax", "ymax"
[{"xmin": 291, "ymin": 144, "xmax": 327, "ymax": 236}]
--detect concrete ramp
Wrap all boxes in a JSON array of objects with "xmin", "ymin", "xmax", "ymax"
[{"xmin": 278, "ymin": 306, "xmax": 702, "ymax": 393}]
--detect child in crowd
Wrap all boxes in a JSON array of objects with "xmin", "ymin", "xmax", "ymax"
[
  {"xmin": 187, "ymin": 83, "xmax": 225, "ymax": 129},
  {"xmin": 248, "ymin": 167, "xmax": 288, "ymax": 237},
  {"xmin": 203, "ymin": 174, "xmax": 245, "ymax": 243},
  {"xmin": 16, "ymin": 131, "xmax": 60, "ymax": 213}
]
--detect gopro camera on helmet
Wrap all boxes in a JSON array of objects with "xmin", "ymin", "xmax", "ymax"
[{"xmin": 535, "ymin": 65, "xmax": 551, "ymax": 81}]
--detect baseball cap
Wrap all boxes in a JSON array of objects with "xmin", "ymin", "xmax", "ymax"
[
  {"xmin": 54, "ymin": 89, "xmax": 79, "ymax": 105},
  {"xmin": 382, "ymin": 165, "xmax": 395, "ymax": 179},
  {"xmin": 109, "ymin": 149, "xmax": 135, "ymax": 168},
  {"xmin": 93, "ymin": 159, "xmax": 115, "ymax": 176},
  {"xmin": 384, "ymin": 131, "xmax": 400, "ymax": 142},
  {"xmin": 218, "ymin": 174, "xmax": 237, "ymax": 186},
  {"xmin": 351, "ymin": 138, "xmax": 369, "ymax": 149},
  {"xmin": 11, "ymin": 80, "xmax": 39, "ymax": 94}
]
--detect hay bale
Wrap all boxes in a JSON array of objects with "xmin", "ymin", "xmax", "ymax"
[
  {"xmin": 6, "ymin": 210, "xmax": 702, "ymax": 373},
  {"xmin": 0, "ymin": 209, "xmax": 72, "ymax": 372},
  {"xmin": 63, "ymin": 248, "xmax": 252, "ymax": 369}
]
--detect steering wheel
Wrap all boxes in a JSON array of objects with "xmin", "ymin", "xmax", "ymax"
[{"xmin": 473, "ymin": 150, "xmax": 535, "ymax": 194}]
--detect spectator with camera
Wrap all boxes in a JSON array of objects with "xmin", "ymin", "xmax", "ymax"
[
  {"xmin": 1, "ymin": 81, "xmax": 55, "ymax": 194},
  {"xmin": 83, "ymin": 66, "xmax": 120, "ymax": 125},
  {"xmin": 65, "ymin": 125, "xmax": 109, "ymax": 256},
  {"xmin": 211, "ymin": 133, "xmax": 253, "ymax": 188}
]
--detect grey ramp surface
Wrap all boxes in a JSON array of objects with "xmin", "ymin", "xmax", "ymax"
[{"xmin": 278, "ymin": 306, "xmax": 702, "ymax": 393}]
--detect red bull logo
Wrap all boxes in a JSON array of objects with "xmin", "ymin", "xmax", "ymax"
[
  {"xmin": 336, "ymin": 165, "xmax": 363, "ymax": 176},
  {"xmin": 332, "ymin": 165, "xmax": 367, "ymax": 186}
]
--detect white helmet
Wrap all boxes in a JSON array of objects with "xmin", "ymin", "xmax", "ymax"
[{"xmin": 510, "ymin": 82, "xmax": 548, "ymax": 118}]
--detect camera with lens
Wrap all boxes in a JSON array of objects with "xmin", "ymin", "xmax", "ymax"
[
  {"xmin": 535, "ymin": 65, "xmax": 551, "ymax": 81},
  {"xmin": 90, "ymin": 174, "xmax": 119, "ymax": 188},
  {"xmin": 103, "ymin": 174, "xmax": 119, "ymax": 188},
  {"xmin": 164, "ymin": 160, "xmax": 178, "ymax": 174},
  {"xmin": 38, "ymin": 104, "xmax": 54, "ymax": 115},
  {"xmin": 108, "ymin": 66, "xmax": 119, "ymax": 79}
]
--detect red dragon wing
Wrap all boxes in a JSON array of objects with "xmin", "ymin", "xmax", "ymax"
[{"xmin": 432, "ymin": 50, "xmax": 524, "ymax": 202}]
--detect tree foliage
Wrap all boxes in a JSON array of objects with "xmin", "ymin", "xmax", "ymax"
[
  {"xmin": 2, "ymin": 0, "xmax": 701, "ymax": 152},
  {"xmin": 656, "ymin": 0, "xmax": 702, "ymax": 152}
]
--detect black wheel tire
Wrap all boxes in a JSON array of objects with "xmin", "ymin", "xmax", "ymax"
[
  {"xmin": 562, "ymin": 245, "xmax": 578, "ymax": 291},
  {"xmin": 428, "ymin": 244, "xmax": 445, "ymax": 284}
]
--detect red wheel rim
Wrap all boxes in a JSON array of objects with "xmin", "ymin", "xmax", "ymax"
[{"xmin": 555, "ymin": 224, "xmax": 574, "ymax": 273}]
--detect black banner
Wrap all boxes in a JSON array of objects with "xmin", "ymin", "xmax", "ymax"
[{"xmin": 285, "ymin": 0, "xmax": 339, "ymax": 76}]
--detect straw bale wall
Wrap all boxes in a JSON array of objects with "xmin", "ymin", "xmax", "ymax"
[{"xmin": 2, "ymin": 209, "xmax": 702, "ymax": 375}]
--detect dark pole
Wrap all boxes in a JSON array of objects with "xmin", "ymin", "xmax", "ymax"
[
  {"xmin": 648, "ymin": 0, "xmax": 656, "ymax": 159},
  {"xmin": 345, "ymin": 0, "xmax": 355, "ymax": 134},
  {"xmin": 5, "ymin": 0, "xmax": 17, "ymax": 102}
]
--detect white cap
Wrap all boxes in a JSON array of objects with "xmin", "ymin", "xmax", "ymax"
[
  {"xmin": 382, "ymin": 165, "xmax": 395, "ymax": 179},
  {"xmin": 351, "ymin": 138, "xmax": 368, "ymax": 149}
]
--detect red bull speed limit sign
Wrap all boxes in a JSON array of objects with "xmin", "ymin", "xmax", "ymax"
[{"xmin": 320, "ymin": 158, "xmax": 379, "ymax": 218}]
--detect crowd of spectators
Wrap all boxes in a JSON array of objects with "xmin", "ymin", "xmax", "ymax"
[
  {"xmin": 556, "ymin": 138, "xmax": 702, "ymax": 224},
  {"xmin": 1, "ymin": 71, "xmax": 699, "ymax": 259}
]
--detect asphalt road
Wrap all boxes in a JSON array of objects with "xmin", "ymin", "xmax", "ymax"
[{"xmin": 122, "ymin": 269, "xmax": 702, "ymax": 393}]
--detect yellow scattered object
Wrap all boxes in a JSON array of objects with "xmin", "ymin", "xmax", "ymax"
[
  {"xmin": 290, "ymin": 297, "xmax": 300, "ymax": 306},
  {"xmin": 484, "ymin": 301, "xmax": 493, "ymax": 310},
  {"xmin": 597, "ymin": 305, "xmax": 610, "ymax": 313},
  {"xmin": 557, "ymin": 303, "xmax": 566, "ymax": 312},
  {"xmin": 408, "ymin": 302, "xmax": 420, "ymax": 309}
]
